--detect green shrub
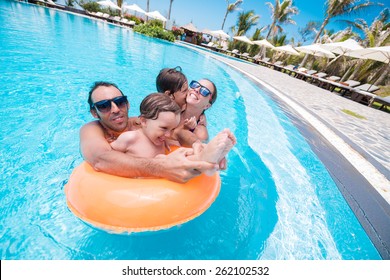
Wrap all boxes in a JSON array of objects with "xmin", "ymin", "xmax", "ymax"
[
  {"xmin": 124, "ymin": 15, "xmax": 144, "ymax": 25},
  {"xmin": 134, "ymin": 22, "xmax": 175, "ymax": 42},
  {"xmin": 80, "ymin": 1, "xmax": 100, "ymax": 13}
]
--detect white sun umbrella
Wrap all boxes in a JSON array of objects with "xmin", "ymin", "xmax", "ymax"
[
  {"xmin": 210, "ymin": 30, "xmax": 230, "ymax": 46},
  {"xmin": 348, "ymin": 46, "xmax": 390, "ymax": 63},
  {"xmin": 321, "ymin": 39, "xmax": 364, "ymax": 56},
  {"xmin": 210, "ymin": 30, "xmax": 230, "ymax": 40},
  {"xmin": 122, "ymin": 3, "xmax": 146, "ymax": 15},
  {"xmin": 348, "ymin": 46, "xmax": 390, "ymax": 88},
  {"xmin": 274, "ymin": 44, "xmax": 300, "ymax": 55},
  {"xmin": 97, "ymin": 0, "xmax": 121, "ymax": 11},
  {"xmin": 253, "ymin": 39, "xmax": 275, "ymax": 49},
  {"xmin": 296, "ymin": 44, "xmax": 336, "ymax": 58},
  {"xmin": 233, "ymin": 35, "xmax": 254, "ymax": 45},
  {"xmin": 320, "ymin": 39, "xmax": 364, "ymax": 80},
  {"xmin": 145, "ymin": 10, "xmax": 167, "ymax": 21}
]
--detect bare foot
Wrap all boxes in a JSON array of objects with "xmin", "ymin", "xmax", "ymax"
[{"xmin": 198, "ymin": 130, "xmax": 235, "ymax": 176}]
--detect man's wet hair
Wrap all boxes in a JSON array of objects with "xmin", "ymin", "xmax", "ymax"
[{"xmin": 88, "ymin": 81, "xmax": 124, "ymax": 109}]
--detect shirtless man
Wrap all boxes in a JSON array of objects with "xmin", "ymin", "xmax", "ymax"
[{"xmin": 79, "ymin": 81, "xmax": 218, "ymax": 183}]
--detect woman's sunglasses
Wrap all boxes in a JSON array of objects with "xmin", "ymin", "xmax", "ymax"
[
  {"xmin": 92, "ymin": 96, "xmax": 128, "ymax": 113},
  {"xmin": 189, "ymin": 80, "xmax": 212, "ymax": 97}
]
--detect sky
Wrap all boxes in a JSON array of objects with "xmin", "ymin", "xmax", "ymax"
[{"xmin": 125, "ymin": 0, "xmax": 387, "ymax": 42}]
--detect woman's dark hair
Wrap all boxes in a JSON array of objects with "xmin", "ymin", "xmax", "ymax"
[
  {"xmin": 140, "ymin": 93, "xmax": 181, "ymax": 120},
  {"xmin": 204, "ymin": 78, "xmax": 217, "ymax": 105},
  {"xmin": 156, "ymin": 66, "xmax": 188, "ymax": 98},
  {"xmin": 88, "ymin": 81, "xmax": 124, "ymax": 109}
]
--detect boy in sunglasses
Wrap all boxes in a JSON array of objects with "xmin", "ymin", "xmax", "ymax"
[
  {"xmin": 80, "ymin": 81, "xmax": 218, "ymax": 183},
  {"xmin": 110, "ymin": 93, "xmax": 235, "ymax": 176}
]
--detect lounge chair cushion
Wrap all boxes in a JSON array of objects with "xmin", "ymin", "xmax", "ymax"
[{"xmin": 353, "ymin": 83, "xmax": 379, "ymax": 92}]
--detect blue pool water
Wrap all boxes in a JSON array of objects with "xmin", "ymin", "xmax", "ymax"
[{"xmin": 0, "ymin": 1, "xmax": 381, "ymax": 259}]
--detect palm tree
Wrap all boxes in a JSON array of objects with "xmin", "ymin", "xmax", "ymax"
[
  {"xmin": 249, "ymin": 27, "xmax": 266, "ymax": 55},
  {"xmin": 168, "ymin": 0, "xmax": 174, "ymax": 20},
  {"xmin": 298, "ymin": 21, "xmax": 321, "ymax": 44},
  {"xmin": 301, "ymin": 0, "xmax": 381, "ymax": 66},
  {"xmin": 230, "ymin": 10, "xmax": 259, "ymax": 53},
  {"xmin": 231, "ymin": 10, "xmax": 260, "ymax": 36},
  {"xmin": 265, "ymin": 0, "xmax": 299, "ymax": 39},
  {"xmin": 221, "ymin": 0, "xmax": 243, "ymax": 30},
  {"xmin": 116, "ymin": 0, "xmax": 123, "ymax": 9},
  {"xmin": 345, "ymin": 8, "xmax": 390, "ymax": 84}
]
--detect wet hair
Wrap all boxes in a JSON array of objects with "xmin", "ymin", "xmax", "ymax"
[
  {"xmin": 88, "ymin": 81, "xmax": 124, "ymax": 109},
  {"xmin": 156, "ymin": 66, "xmax": 188, "ymax": 98},
  {"xmin": 140, "ymin": 93, "xmax": 181, "ymax": 120},
  {"xmin": 202, "ymin": 78, "xmax": 217, "ymax": 105}
]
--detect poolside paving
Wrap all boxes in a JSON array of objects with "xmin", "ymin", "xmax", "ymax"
[{"xmin": 180, "ymin": 42, "xmax": 390, "ymax": 203}]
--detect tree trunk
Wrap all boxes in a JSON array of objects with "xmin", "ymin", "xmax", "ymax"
[
  {"xmin": 300, "ymin": 17, "xmax": 329, "ymax": 67},
  {"xmin": 221, "ymin": 10, "xmax": 228, "ymax": 29},
  {"xmin": 168, "ymin": 0, "xmax": 173, "ymax": 20},
  {"xmin": 349, "ymin": 60, "xmax": 364, "ymax": 80},
  {"xmin": 374, "ymin": 64, "xmax": 390, "ymax": 86},
  {"xmin": 265, "ymin": 19, "xmax": 277, "ymax": 40}
]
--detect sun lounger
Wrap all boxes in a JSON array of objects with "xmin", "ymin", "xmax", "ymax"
[
  {"xmin": 271, "ymin": 61, "xmax": 284, "ymax": 71},
  {"xmin": 350, "ymin": 84, "xmax": 380, "ymax": 104},
  {"xmin": 294, "ymin": 69, "xmax": 317, "ymax": 80},
  {"xmin": 368, "ymin": 95, "xmax": 390, "ymax": 110},
  {"xmin": 316, "ymin": 75, "xmax": 341, "ymax": 89},
  {"xmin": 201, "ymin": 42, "xmax": 217, "ymax": 50},
  {"xmin": 307, "ymin": 72, "xmax": 327, "ymax": 83},
  {"xmin": 326, "ymin": 80, "xmax": 361, "ymax": 95},
  {"xmin": 258, "ymin": 57, "xmax": 271, "ymax": 66},
  {"xmin": 281, "ymin": 64, "xmax": 296, "ymax": 74},
  {"xmin": 121, "ymin": 18, "xmax": 136, "ymax": 27},
  {"xmin": 112, "ymin": 16, "xmax": 121, "ymax": 23},
  {"xmin": 231, "ymin": 49, "xmax": 241, "ymax": 57},
  {"xmin": 251, "ymin": 54, "xmax": 262, "ymax": 64},
  {"xmin": 239, "ymin": 52, "xmax": 250, "ymax": 60}
]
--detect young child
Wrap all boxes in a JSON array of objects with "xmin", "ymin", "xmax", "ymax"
[
  {"xmin": 111, "ymin": 93, "xmax": 235, "ymax": 176},
  {"xmin": 156, "ymin": 66, "xmax": 189, "ymax": 112}
]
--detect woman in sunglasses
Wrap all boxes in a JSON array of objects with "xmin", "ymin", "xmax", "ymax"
[
  {"xmin": 172, "ymin": 79, "xmax": 218, "ymax": 147},
  {"xmin": 80, "ymin": 81, "xmax": 218, "ymax": 183}
]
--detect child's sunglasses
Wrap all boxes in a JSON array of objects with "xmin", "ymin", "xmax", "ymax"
[
  {"xmin": 189, "ymin": 80, "xmax": 212, "ymax": 97},
  {"xmin": 92, "ymin": 96, "xmax": 128, "ymax": 113}
]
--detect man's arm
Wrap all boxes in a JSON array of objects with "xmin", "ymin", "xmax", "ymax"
[{"xmin": 80, "ymin": 121, "xmax": 217, "ymax": 183}]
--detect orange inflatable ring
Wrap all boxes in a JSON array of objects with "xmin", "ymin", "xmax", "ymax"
[{"xmin": 65, "ymin": 162, "xmax": 221, "ymax": 234}]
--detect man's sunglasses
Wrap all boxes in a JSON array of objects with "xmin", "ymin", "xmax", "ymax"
[
  {"xmin": 189, "ymin": 80, "xmax": 212, "ymax": 97},
  {"xmin": 92, "ymin": 96, "xmax": 128, "ymax": 113}
]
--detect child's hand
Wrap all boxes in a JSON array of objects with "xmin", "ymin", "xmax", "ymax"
[
  {"xmin": 198, "ymin": 114, "xmax": 207, "ymax": 126},
  {"xmin": 183, "ymin": 116, "xmax": 197, "ymax": 130}
]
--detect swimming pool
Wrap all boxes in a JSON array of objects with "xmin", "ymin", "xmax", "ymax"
[{"xmin": 0, "ymin": 1, "xmax": 381, "ymax": 259}]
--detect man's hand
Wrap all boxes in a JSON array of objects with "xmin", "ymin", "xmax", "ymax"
[{"xmin": 155, "ymin": 147, "xmax": 217, "ymax": 183}]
